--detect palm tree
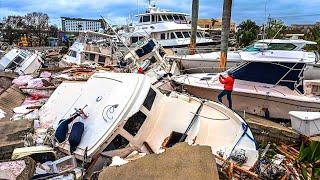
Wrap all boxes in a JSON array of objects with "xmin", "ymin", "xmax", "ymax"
[{"xmin": 236, "ymin": 19, "xmax": 259, "ymax": 47}]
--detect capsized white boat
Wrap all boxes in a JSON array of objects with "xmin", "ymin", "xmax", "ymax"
[
  {"xmin": 39, "ymin": 72, "xmax": 258, "ymax": 175},
  {"xmin": 173, "ymin": 58, "xmax": 320, "ymax": 120},
  {"xmin": 60, "ymin": 31, "xmax": 120, "ymax": 67},
  {"xmin": 0, "ymin": 48, "xmax": 43, "ymax": 75},
  {"xmin": 168, "ymin": 39, "xmax": 320, "ymax": 76}
]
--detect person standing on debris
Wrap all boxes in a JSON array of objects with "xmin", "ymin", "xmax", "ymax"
[{"xmin": 217, "ymin": 71, "xmax": 235, "ymax": 109}]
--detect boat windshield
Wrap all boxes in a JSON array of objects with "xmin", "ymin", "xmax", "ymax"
[
  {"xmin": 243, "ymin": 42, "xmax": 297, "ymax": 52},
  {"xmin": 232, "ymin": 61, "xmax": 305, "ymax": 93}
]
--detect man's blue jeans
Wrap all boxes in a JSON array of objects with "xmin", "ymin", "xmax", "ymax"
[{"xmin": 217, "ymin": 90, "xmax": 233, "ymax": 109}]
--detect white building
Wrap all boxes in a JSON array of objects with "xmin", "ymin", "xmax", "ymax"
[{"xmin": 61, "ymin": 17, "xmax": 105, "ymax": 32}]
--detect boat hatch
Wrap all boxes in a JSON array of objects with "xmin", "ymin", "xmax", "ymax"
[{"xmin": 233, "ymin": 61, "xmax": 305, "ymax": 93}]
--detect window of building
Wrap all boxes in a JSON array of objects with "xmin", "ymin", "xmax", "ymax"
[
  {"xmin": 182, "ymin": 32, "xmax": 190, "ymax": 38},
  {"xmin": 170, "ymin": 32, "xmax": 176, "ymax": 39},
  {"xmin": 103, "ymin": 134, "xmax": 129, "ymax": 152},
  {"xmin": 68, "ymin": 50, "xmax": 77, "ymax": 58},
  {"xmin": 143, "ymin": 88, "xmax": 156, "ymax": 110},
  {"xmin": 98, "ymin": 56, "xmax": 106, "ymax": 65},
  {"xmin": 160, "ymin": 33, "xmax": 166, "ymax": 40},
  {"xmin": 142, "ymin": 15, "xmax": 150, "ymax": 22},
  {"xmin": 123, "ymin": 111, "xmax": 147, "ymax": 136},
  {"xmin": 167, "ymin": 14, "xmax": 174, "ymax": 21},
  {"xmin": 175, "ymin": 32, "xmax": 183, "ymax": 38}
]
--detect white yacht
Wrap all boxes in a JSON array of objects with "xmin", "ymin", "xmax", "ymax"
[
  {"xmin": 0, "ymin": 48, "xmax": 43, "ymax": 75},
  {"xmin": 168, "ymin": 39, "xmax": 319, "ymax": 75},
  {"xmin": 173, "ymin": 57, "xmax": 320, "ymax": 120},
  {"xmin": 121, "ymin": 2, "xmax": 218, "ymax": 48},
  {"xmin": 39, "ymin": 72, "xmax": 258, "ymax": 176}
]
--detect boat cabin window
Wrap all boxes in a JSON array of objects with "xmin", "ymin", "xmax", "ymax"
[
  {"xmin": 160, "ymin": 33, "xmax": 166, "ymax": 40},
  {"xmin": 161, "ymin": 15, "xmax": 168, "ymax": 21},
  {"xmin": 173, "ymin": 14, "xmax": 179, "ymax": 21},
  {"xmin": 85, "ymin": 53, "xmax": 95, "ymax": 61},
  {"xmin": 158, "ymin": 15, "xmax": 162, "ymax": 22},
  {"xmin": 68, "ymin": 50, "xmax": 77, "ymax": 58},
  {"xmin": 167, "ymin": 14, "xmax": 174, "ymax": 21},
  {"xmin": 123, "ymin": 111, "xmax": 147, "ymax": 136},
  {"xmin": 103, "ymin": 134, "xmax": 129, "ymax": 152},
  {"xmin": 151, "ymin": 15, "xmax": 156, "ymax": 22},
  {"xmin": 267, "ymin": 43, "xmax": 297, "ymax": 51},
  {"xmin": 182, "ymin": 32, "xmax": 190, "ymax": 38},
  {"xmin": 20, "ymin": 51, "xmax": 30, "ymax": 59},
  {"xmin": 175, "ymin": 32, "xmax": 183, "ymax": 39},
  {"xmin": 6, "ymin": 56, "xmax": 24, "ymax": 70},
  {"xmin": 196, "ymin": 32, "xmax": 202, "ymax": 38},
  {"xmin": 98, "ymin": 55, "xmax": 106, "ymax": 65},
  {"xmin": 170, "ymin": 32, "xmax": 176, "ymax": 39},
  {"xmin": 163, "ymin": 131, "xmax": 185, "ymax": 148},
  {"xmin": 131, "ymin": 36, "xmax": 144, "ymax": 44},
  {"xmin": 142, "ymin": 15, "xmax": 151, "ymax": 23},
  {"xmin": 143, "ymin": 88, "xmax": 156, "ymax": 110}
]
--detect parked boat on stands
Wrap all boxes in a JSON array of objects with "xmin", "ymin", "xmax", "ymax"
[
  {"xmin": 120, "ymin": 1, "xmax": 218, "ymax": 50},
  {"xmin": 168, "ymin": 39, "xmax": 320, "ymax": 76},
  {"xmin": 0, "ymin": 48, "xmax": 43, "ymax": 75},
  {"xmin": 60, "ymin": 31, "xmax": 122, "ymax": 67},
  {"xmin": 173, "ymin": 57, "xmax": 320, "ymax": 120},
  {"xmin": 39, "ymin": 72, "xmax": 258, "ymax": 176}
]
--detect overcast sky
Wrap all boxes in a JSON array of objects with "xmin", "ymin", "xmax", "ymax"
[{"xmin": 1, "ymin": 0, "xmax": 320, "ymax": 27}]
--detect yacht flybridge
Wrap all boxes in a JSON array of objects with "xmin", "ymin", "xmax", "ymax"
[
  {"xmin": 121, "ymin": 2, "xmax": 218, "ymax": 48},
  {"xmin": 40, "ymin": 72, "xmax": 258, "ymax": 176},
  {"xmin": 168, "ymin": 39, "xmax": 319, "ymax": 74},
  {"xmin": 173, "ymin": 57, "xmax": 320, "ymax": 120}
]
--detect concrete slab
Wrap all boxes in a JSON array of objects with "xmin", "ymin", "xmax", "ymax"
[
  {"xmin": 98, "ymin": 143, "xmax": 219, "ymax": 180},
  {"xmin": 0, "ymin": 120, "xmax": 33, "ymax": 160}
]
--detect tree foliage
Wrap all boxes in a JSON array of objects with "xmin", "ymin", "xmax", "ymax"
[
  {"xmin": 304, "ymin": 26, "xmax": 320, "ymax": 52},
  {"xmin": 236, "ymin": 19, "xmax": 259, "ymax": 47},
  {"xmin": 266, "ymin": 19, "xmax": 287, "ymax": 39}
]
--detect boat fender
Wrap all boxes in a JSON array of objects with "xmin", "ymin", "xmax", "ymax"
[
  {"xmin": 68, "ymin": 121, "xmax": 84, "ymax": 154},
  {"xmin": 55, "ymin": 119, "xmax": 70, "ymax": 143}
]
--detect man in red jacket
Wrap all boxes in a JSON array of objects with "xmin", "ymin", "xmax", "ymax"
[{"xmin": 218, "ymin": 71, "xmax": 235, "ymax": 109}]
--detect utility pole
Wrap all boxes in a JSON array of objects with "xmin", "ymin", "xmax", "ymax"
[
  {"xmin": 219, "ymin": 0, "xmax": 232, "ymax": 71},
  {"xmin": 190, "ymin": 0, "xmax": 199, "ymax": 55}
]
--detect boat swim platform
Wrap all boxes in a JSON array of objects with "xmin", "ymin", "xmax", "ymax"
[{"xmin": 237, "ymin": 111, "xmax": 301, "ymax": 145}]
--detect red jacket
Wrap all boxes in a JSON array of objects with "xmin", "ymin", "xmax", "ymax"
[{"xmin": 219, "ymin": 75, "xmax": 234, "ymax": 91}]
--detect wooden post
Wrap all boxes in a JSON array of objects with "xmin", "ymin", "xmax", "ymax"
[
  {"xmin": 189, "ymin": 0, "xmax": 199, "ymax": 55},
  {"xmin": 220, "ymin": 0, "xmax": 232, "ymax": 71}
]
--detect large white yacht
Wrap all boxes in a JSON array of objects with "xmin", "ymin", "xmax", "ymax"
[
  {"xmin": 121, "ymin": 2, "xmax": 218, "ymax": 48},
  {"xmin": 168, "ymin": 39, "xmax": 319, "ymax": 75},
  {"xmin": 173, "ymin": 56, "xmax": 320, "ymax": 120}
]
